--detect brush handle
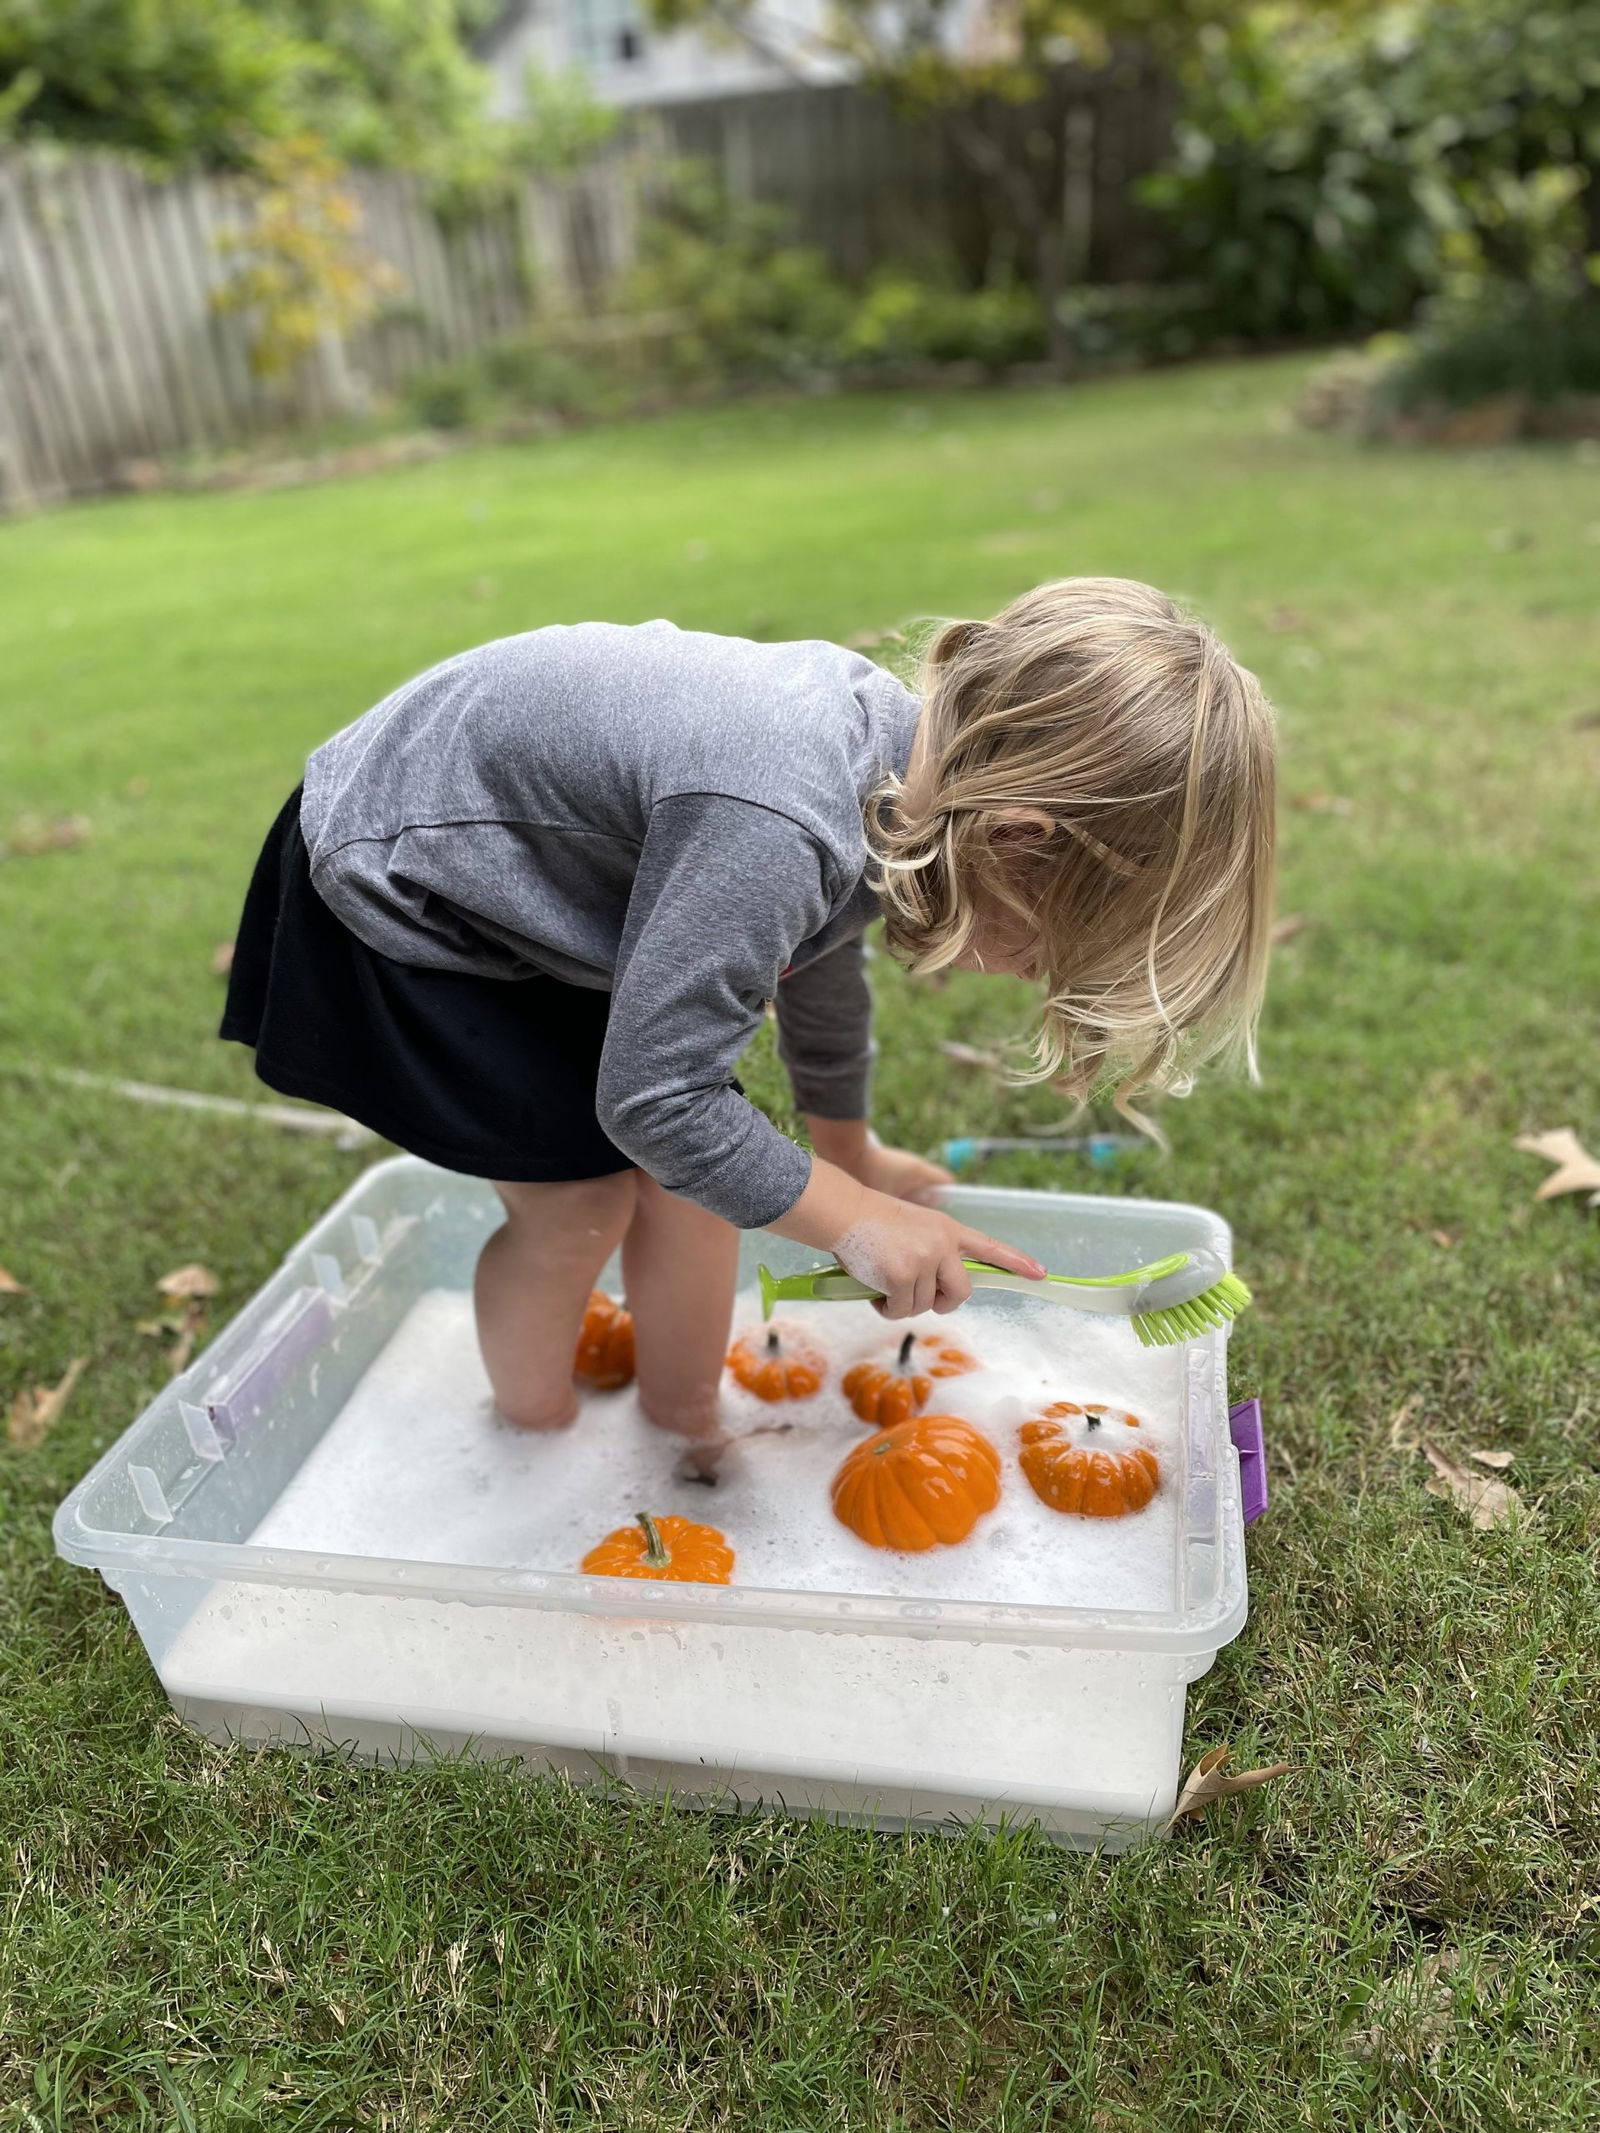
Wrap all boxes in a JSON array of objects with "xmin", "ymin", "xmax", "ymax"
[{"xmin": 759, "ymin": 1253, "xmax": 1192, "ymax": 1320}]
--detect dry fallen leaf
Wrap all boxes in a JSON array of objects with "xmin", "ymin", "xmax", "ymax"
[
  {"xmin": 1290, "ymin": 792, "xmax": 1356, "ymax": 817},
  {"xmin": 844, "ymin": 626, "xmax": 906, "ymax": 650},
  {"xmin": 1431, "ymin": 1229, "xmax": 1458, "ymax": 1249},
  {"xmin": 7, "ymin": 1356, "xmax": 86, "ymax": 1450},
  {"xmin": 1347, "ymin": 1949, "xmax": 1460, "ymax": 2061},
  {"xmin": 211, "ymin": 940, "xmax": 235, "ymax": 977},
  {"xmin": 1421, "ymin": 1441, "xmax": 1526, "ymax": 1530},
  {"xmin": 1388, "ymin": 1395, "xmax": 1423, "ymax": 1451},
  {"xmin": 0, "ymin": 1265, "xmax": 27, "ymax": 1295},
  {"xmin": 1269, "ymin": 912, "xmax": 1309, "ymax": 946},
  {"xmin": 938, "ymin": 1037, "xmax": 1077, "ymax": 1100},
  {"xmin": 1164, "ymin": 1744, "xmax": 1291, "ymax": 1830},
  {"xmin": 938, "ymin": 1039, "xmax": 1008, "ymax": 1075},
  {"xmin": 4, "ymin": 813, "xmax": 92, "ymax": 858},
  {"xmin": 1513, "ymin": 1128, "xmax": 1600, "ymax": 1206},
  {"xmin": 156, "ymin": 1263, "xmax": 219, "ymax": 1301},
  {"xmin": 1469, "ymin": 1447, "xmax": 1514, "ymax": 1471},
  {"xmin": 167, "ymin": 1300, "xmax": 206, "ymax": 1378}
]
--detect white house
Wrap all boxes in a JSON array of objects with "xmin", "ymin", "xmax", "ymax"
[{"xmin": 476, "ymin": 0, "xmax": 850, "ymax": 113}]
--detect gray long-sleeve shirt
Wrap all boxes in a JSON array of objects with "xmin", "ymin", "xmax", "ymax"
[{"xmin": 300, "ymin": 620, "xmax": 921, "ymax": 1227}]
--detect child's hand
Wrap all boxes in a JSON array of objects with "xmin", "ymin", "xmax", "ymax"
[
  {"xmin": 833, "ymin": 1192, "xmax": 1045, "ymax": 1318},
  {"xmin": 802, "ymin": 1119, "xmax": 952, "ymax": 1206},
  {"xmin": 770, "ymin": 1158, "xmax": 1046, "ymax": 1319},
  {"xmin": 852, "ymin": 1140, "xmax": 954, "ymax": 1205}
]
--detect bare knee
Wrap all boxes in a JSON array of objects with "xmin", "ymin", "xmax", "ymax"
[{"xmin": 493, "ymin": 1170, "xmax": 637, "ymax": 1234}]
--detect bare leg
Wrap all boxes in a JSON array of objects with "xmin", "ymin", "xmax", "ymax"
[
  {"xmin": 475, "ymin": 1171, "xmax": 637, "ymax": 1430},
  {"xmin": 623, "ymin": 1172, "xmax": 740, "ymax": 1444}
]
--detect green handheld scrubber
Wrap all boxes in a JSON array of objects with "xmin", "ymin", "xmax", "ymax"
[{"xmin": 758, "ymin": 1249, "xmax": 1250, "ymax": 1350}]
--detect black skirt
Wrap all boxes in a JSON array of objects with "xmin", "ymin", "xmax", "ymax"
[{"xmin": 220, "ymin": 788, "xmax": 634, "ymax": 1183}]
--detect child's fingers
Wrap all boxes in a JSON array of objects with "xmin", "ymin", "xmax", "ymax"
[
  {"xmin": 957, "ymin": 1228, "xmax": 1047, "ymax": 1281},
  {"xmin": 932, "ymin": 1253, "xmax": 973, "ymax": 1313}
]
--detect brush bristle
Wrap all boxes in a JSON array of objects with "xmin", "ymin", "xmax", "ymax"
[{"xmin": 1131, "ymin": 1273, "xmax": 1252, "ymax": 1349}]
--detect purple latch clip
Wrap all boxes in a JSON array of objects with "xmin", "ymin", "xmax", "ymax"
[{"xmin": 1229, "ymin": 1398, "xmax": 1268, "ymax": 1525}]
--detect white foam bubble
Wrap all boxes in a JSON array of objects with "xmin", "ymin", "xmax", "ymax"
[{"xmin": 251, "ymin": 1285, "xmax": 1186, "ymax": 1612}]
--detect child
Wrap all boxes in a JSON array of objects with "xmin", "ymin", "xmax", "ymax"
[{"xmin": 222, "ymin": 577, "xmax": 1275, "ymax": 1449}]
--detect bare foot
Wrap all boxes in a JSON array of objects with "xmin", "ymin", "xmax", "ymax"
[
  {"xmin": 674, "ymin": 1433, "xmax": 735, "ymax": 1485},
  {"xmin": 494, "ymin": 1388, "xmax": 581, "ymax": 1433},
  {"xmin": 672, "ymin": 1417, "xmax": 796, "ymax": 1486}
]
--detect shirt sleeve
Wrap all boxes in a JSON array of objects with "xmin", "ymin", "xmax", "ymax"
[
  {"xmin": 595, "ymin": 792, "xmax": 832, "ymax": 1228},
  {"xmin": 774, "ymin": 934, "xmax": 874, "ymax": 1121}
]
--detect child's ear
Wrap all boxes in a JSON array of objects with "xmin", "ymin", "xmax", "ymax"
[{"xmin": 986, "ymin": 807, "xmax": 1055, "ymax": 850}]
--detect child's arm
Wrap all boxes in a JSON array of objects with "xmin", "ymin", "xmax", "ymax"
[{"xmin": 777, "ymin": 941, "xmax": 954, "ymax": 1202}]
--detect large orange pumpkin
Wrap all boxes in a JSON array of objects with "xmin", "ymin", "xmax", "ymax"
[
  {"xmin": 573, "ymin": 1289, "xmax": 635, "ymax": 1390},
  {"xmin": 580, "ymin": 1511, "xmax": 734, "ymax": 1584},
  {"xmin": 726, "ymin": 1321, "xmax": 826, "ymax": 1403},
  {"xmin": 841, "ymin": 1329, "xmax": 979, "ymax": 1428},
  {"xmin": 830, "ymin": 1413, "xmax": 1002, "ymax": 1552},
  {"xmin": 1017, "ymin": 1401, "xmax": 1160, "ymax": 1518}
]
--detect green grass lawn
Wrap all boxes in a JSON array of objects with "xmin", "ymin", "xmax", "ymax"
[{"xmin": 2, "ymin": 356, "xmax": 1598, "ymax": 2130}]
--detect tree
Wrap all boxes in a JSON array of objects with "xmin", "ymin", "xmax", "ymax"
[
  {"xmin": 0, "ymin": 0, "xmax": 490, "ymax": 171},
  {"xmin": 637, "ymin": 0, "xmax": 1254, "ymax": 362},
  {"xmin": 1148, "ymin": 0, "xmax": 1600, "ymax": 339}
]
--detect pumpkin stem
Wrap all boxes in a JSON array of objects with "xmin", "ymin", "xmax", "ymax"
[
  {"xmin": 635, "ymin": 1511, "xmax": 670, "ymax": 1567},
  {"xmin": 765, "ymin": 1328, "xmax": 780, "ymax": 1356},
  {"xmin": 1085, "ymin": 1412, "xmax": 1101, "ymax": 1431},
  {"xmin": 896, "ymin": 1331, "xmax": 915, "ymax": 1370}
]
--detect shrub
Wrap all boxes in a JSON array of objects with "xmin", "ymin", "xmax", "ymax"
[
  {"xmin": 839, "ymin": 278, "xmax": 1046, "ymax": 372},
  {"xmin": 1051, "ymin": 284, "xmax": 1212, "ymax": 370},
  {"xmin": 479, "ymin": 339, "xmax": 611, "ymax": 419},
  {"xmin": 627, "ymin": 163, "xmax": 852, "ymax": 383},
  {"xmin": 1384, "ymin": 283, "xmax": 1600, "ymax": 414},
  {"xmin": 1297, "ymin": 284, "xmax": 1600, "ymax": 442},
  {"xmin": 404, "ymin": 363, "xmax": 487, "ymax": 430},
  {"xmin": 1145, "ymin": 0, "xmax": 1600, "ymax": 344}
]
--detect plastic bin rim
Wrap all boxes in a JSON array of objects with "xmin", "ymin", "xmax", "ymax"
[{"xmin": 299, "ymin": 1155, "xmax": 1237, "ymax": 1263}]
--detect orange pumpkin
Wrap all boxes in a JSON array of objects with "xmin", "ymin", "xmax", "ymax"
[
  {"xmin": 830, "ymin": 1413, "xmax": 1002, "ymax": 1552},
  {"xmin": 1017, "ymin": 1401, "xmax": 1160, "ymax": 1518},
  {"xmin": 726, "ymin": 1321, "xmax": 826, "ymax": 1403},
  {"xmin": 842, "ymin": 1329, "xmax": 979, "ymax": 1428},
  {"xmin": 580, "ymin": 1511, "xmax": 734, "ymax": 1584},
  {"xmin": 573, "ymin": 1289, "xmax": 635, "ymax": 1390}
]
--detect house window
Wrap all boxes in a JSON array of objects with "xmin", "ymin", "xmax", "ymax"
[{"xmin": 570, "ymin": 0, "xmax": 647, "ymax": 67}]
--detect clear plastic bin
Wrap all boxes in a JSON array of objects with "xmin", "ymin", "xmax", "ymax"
[{"xmin": 54, "ymin": 1157, "xmax": 1249, "ymax": 1850}]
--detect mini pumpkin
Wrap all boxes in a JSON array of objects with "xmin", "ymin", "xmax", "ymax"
[
  {"xmin": 830, "ymin": 1413, "xmax": 1002, "ymax": 1552},
  {"xmin": 726, "ymin": 1321, "xmax": 826, "ymax": 1403},
  {"xmin": 1017, "ymin": 1401, "xmax": 1160, "ymax": 1518},
  {"xmin": 580, "ymin": 1511, "xmax": 734, "ymax": 1584},
  {"xmin": 573, "ymin": 1289, "xmax": 635, "ymax": 1390},
  {"xmin": 842, "ymin": 1329, "xmax": 979, "ymax": 1429}
]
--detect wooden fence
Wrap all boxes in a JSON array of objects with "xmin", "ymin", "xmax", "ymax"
[
  {"xmin": 644, "ymin": 61, "xmax": 1179, "ymax": 289},
  {"xmin": 0, "ymin": 149, "xmax": 638, "ymax": 508},
  {"xmin": 0, "ymin": 66, "xmax": 1177, "ymax": 510}
]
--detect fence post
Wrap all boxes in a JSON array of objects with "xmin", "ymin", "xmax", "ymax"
[
  {"xmin": 1062, "ymin": 102, "xmax": 1096, "ymax": 289},
  {"xmin": 0, "ymin": 358, "xmax": 36, "ymax": 510}
]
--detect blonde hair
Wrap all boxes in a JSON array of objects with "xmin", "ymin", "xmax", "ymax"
[{"xmin": 869, "ymin": 576, "xmax": 1277, "ymax": 1130}]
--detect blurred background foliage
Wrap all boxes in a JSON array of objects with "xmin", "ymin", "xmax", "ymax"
[{"xmin": 2, "ymin": 0, "xmax": 1596, "ymax": 434}]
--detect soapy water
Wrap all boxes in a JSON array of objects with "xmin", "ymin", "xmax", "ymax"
[{"xmin": 251, "ymin": 1284, "xmax": 1190, "ymax": 1612}]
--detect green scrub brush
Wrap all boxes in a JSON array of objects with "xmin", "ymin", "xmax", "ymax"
[{"xmin": 758, "ymin": 1249, "xmax": 1250, "ymax": 1350}]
